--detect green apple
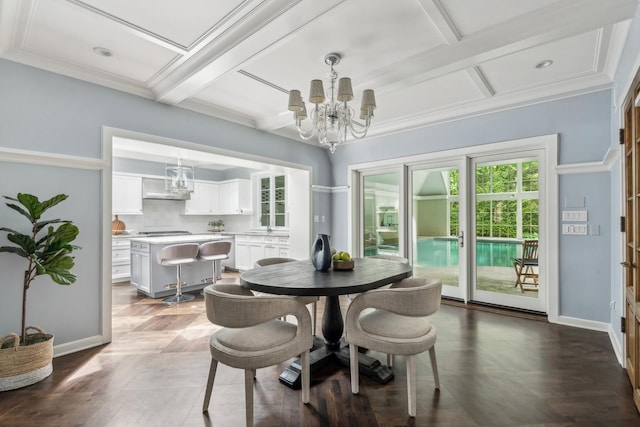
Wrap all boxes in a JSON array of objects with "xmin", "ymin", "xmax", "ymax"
[{"xmin": 341, "ymin": 252, "xmax": 351, "ymax": 261}]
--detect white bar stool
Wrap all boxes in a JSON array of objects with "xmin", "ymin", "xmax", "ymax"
[
  {"xmin": 198, "ymin": 241, "xmax": 232, "ymax": 284},
  {"xmin": 156, "ymin": 243, "xmax": 200, "ymax": 304}
]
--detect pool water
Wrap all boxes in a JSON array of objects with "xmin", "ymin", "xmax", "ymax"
[{"xmin": 415, "ymin": 238, "xmax": 519, "ymax": 268}]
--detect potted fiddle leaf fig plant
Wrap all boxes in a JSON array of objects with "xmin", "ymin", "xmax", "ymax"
[{"xmin": 0, "ymin": 193, "xmax": 80, "ymax": 391}]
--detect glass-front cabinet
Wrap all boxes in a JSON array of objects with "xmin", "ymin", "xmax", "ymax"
[{"xmin": 259, "ymin": 174, "xmax": 287, "ymax": 229}]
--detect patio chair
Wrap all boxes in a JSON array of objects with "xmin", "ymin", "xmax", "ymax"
[{"xmin": 513, "ymin": 239, "xmax": 539, "ymax": 292}]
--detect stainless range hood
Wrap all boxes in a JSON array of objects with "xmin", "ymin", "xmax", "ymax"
[{"xmin": 142, "ymin": 178, "xmax": 191, "ymax": 201}]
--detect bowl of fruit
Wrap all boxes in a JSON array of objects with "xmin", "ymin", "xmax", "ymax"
[{"xmin": 332, "ymin": 251, "xmax": 354, "ymax": 270}]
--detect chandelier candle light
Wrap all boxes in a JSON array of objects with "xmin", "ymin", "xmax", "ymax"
[{"xmin": 288, "ymin": 53, "xmax": 376, "ymax": 153}]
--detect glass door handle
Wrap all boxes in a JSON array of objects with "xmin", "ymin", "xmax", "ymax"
[{"xmin": 458, "ymin": 231, "xmax": 464, "ymax": 248}]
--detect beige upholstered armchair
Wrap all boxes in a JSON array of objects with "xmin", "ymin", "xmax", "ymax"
[
  {"xmin": 345, "ymin": 277, "xmax": 442, "ymax": 417},
  {"xmin": 254, "ymin": 257, "xmax": 319, "ymax": 335},
  {"xmin": 202, "ymin": 284, "xmax": 313, "ymax": 426}
]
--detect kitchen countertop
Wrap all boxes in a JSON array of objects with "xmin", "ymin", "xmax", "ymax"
[
  {"xmin": 129, "ymin": 233, "xmax": 235, "ymax": 244},
  {"xmin": 225, "ymin": 231, "xmax": 289, "ymax": 237},
  {"xmin": 115, "ymin": 230, "xmax": 289, "ymax": 243}
]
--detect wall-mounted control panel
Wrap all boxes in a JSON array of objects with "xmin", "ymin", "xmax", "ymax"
[{"xmin": 562, "ymin": 208, "xmax": 597, "ymax": 235}]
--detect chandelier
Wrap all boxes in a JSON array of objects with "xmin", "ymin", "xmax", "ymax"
[
  {"xmin": 165, "ymin": 158, "xmax": 194, "ymax": 194},
  {"xmin": 287, "ymin": 53, "xmax": 376, "ymax": 153}
]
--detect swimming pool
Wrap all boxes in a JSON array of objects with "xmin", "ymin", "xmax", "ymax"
[{"xmin": 415, "ymin": 237, "xmax": 521, "ymax": 268}]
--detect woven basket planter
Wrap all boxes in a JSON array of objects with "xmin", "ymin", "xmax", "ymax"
[{"xmin": 0, "ymin": 326, "xmax": 54, "ymax": 392}]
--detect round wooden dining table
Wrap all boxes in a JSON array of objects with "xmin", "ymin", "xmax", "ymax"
[{"xmin": 240, "ymin": 257, "xmax": 412, "ymax": 388}]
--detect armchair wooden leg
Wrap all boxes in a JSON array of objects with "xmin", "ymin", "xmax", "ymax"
[
  {"xmin": 202, "ymin": 358, "xmax": 218, "ymax": 412},
  {"xmin": 349, "ymin": 344, "xmax": 359, "ymax": 394},
  {"xmin": 429, "ymin": 346, "xmax": 440, "ymax": 389},
  {"xmin": 244, "ymin": 369, "xmax": 254, "ymax": 427},
  {"xmin": 407, "ymin": 355, "xmax": 416, "ymax": 417}
]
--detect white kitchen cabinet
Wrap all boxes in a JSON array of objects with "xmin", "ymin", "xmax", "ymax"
[
  {"xmin": 218, "ymin": 179, "xmax": 252, "ymax": 214},
  {"xmin": 112, "ymin": 236, "xmax": 133, "ymax": 282},
  {"xmin": 130, "ymin": 241, "xmax": 150, "ymax": 292},
  {"xmin": 234, "ymin": 234, "xmax": 289, "ymax": 270},
  {"xmin": 184, "ymin": 181, "xmax": 219, "ymax": 215},
  {"xmin": 112, "ymin": 174, "xmax": 142, "ymax": 214},
  {"xmin": 235, "ymin": 238, "xmax": 265, "ymax": 270},
  {"xmin": 264, "ymin": 235, "xmax": 290, "ymax": 258}
]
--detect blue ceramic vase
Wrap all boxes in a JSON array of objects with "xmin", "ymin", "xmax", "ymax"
[{"xmin": 311, "ymin": 233, "xmax": 332, "ymax": 271}]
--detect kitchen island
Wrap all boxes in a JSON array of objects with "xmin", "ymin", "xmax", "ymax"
[{"xmin": 129, "ymin": 234, "xmax": 234, "ymax": 298}]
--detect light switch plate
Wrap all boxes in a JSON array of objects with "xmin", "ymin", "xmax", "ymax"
[
  {"xmin": 563, "ymin": 224, "xmax": 588, "ymax": 235},
  {"xmin": 562, "ymin": 210, "xmax": 587, "ymax": 222}
]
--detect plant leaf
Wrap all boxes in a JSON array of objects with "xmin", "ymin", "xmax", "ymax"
[
  {"xmin": 0, "ymin": 226, "xmax": 22, "ymax": 235},
  {"xmin": 34, "ymin": 219, "xmax": 68, "ymax": 234},
  {"xmin": 0, "ymin": 246, "xmax": 29, "ymax": 257},
  {"xmin": 46, "ymin": 268, "xmax": 76, "ymax": 285},
  {"xmin": 39, "ymin": 194, "xmax": 68, "ymax": 215},
  {"xmin": 16, "ymin": 193, "xmax": 43, "ymax": 220},
  {"xmin": 6, "ymin": 233, "xmax": 36, "ymax": 256}
]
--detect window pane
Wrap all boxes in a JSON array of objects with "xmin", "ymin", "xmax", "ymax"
[
  {"xmin": 522, "ymin": 199, "xmax": 539, "ymax": 238},
  {"xmin": 492, "ymin": 200, "xmax": 517, "ymax": 238},
  {"xmin": 476, "ymin": 166, "xmax": 491, "ymax": 194},
  {"xmin": 363, "ymin": 172, "xmax": 399, "ymax": 256},
  {"xmin": 476, "ymin": 200, "xmax": 491, "ymax": 237},
  {"xmin": 449, "ymin": 169, "xmax": 459, "ymax": 196},
  {"xmin": 522, "ymin": 161, "xmax": 539, "ymax": 191},
  {"xmin": 491, "ymin": 164, "xmax": 517, "ymax": 193},
  {"xmin": 449, "ymin": 201, "xmax": 459, "ymax": 236},
  {"xmin": 261, "ymin": 177, "xmax": 270, "ymax": 191}
]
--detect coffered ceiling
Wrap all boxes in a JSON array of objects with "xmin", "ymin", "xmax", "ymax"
[{"xmin": 1, "ymin": 0, "xmax": 638, "ymax": 150}]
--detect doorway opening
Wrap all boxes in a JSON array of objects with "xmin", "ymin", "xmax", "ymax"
[{"xmin": 101, "ymin": 127, "xmax": 312, "ymax": 344}]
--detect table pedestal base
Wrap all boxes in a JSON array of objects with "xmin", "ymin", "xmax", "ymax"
[{"xmin": 279, "ymin": 337, "xmax": 394, "ymax": 389}]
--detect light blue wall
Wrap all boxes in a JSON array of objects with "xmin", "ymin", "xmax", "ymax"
[
  {"xmin": 0, "ymin": 162, "xmax": 102, "ymax": 343},
  {"xmin": 329, "ymin": 90, "xmax": 614, "ymax": 323},
  {"xmin": 0, "ymin": 58, "xmax": 331, "ymax": 345}
]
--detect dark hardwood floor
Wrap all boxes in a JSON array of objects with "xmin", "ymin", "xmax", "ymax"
[{"xmin": 1, "ymin": 272, "xmax": 639, "ymax": 426}]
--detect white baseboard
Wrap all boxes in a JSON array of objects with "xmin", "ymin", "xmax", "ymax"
[
  {"xmin": 556, "ymin": 315, "xmax": 609, "ymax": 332},
  {"xmin": 53, "ymin": 335, "xmax": 109, "ymax": 358},
  {"xmin": 608, "ymin": 324, "xmax": 624, "ymax": 366}
]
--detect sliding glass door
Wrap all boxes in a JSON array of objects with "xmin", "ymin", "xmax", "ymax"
[
  {"xmin": 355, "ymin": 145, "xmax": 548, "ymax": 314},
  {"xmin": 470, "ymin": 153, "xmax": 545, "ymax": 312},
  {"xmin": 408, "ymin": 161, "xmax": 466, "ymax": 300}
]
